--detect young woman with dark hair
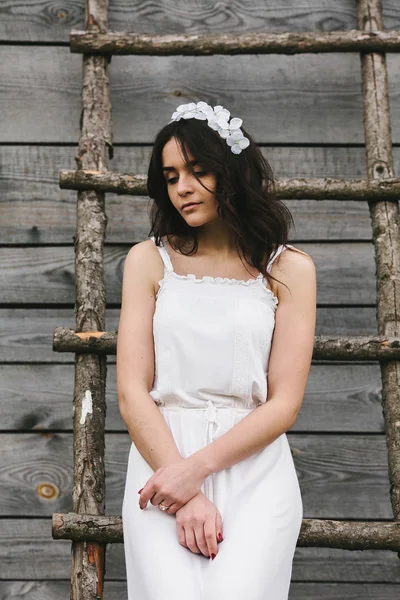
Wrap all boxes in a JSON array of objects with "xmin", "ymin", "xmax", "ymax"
[{"xmin": 118, "ymin": 101, "xmax": 316, "ymax": 600}]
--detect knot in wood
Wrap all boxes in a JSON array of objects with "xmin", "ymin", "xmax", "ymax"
[{"xmin": 37, "ymin": 482, "xmax": 59, "ymax": 500}]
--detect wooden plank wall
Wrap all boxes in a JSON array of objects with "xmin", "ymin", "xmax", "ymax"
[{"xmin": 1, "ymin": 1, "xmax": 400, "ymax": 598}]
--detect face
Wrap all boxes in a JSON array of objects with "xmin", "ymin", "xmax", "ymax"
[{"xmin": 161, "ymin": 137, "xmax": 219, "ymax": 226}]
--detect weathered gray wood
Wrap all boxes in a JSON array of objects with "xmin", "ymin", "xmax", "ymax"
[
  {"xmin": 0, "ymin": 307, "xmax": 378, "ymax": 363},
  {"xmin": 0, "ymin": 243, "xmax": 380, "ymax": 304},
  {"xmin": 3, "ymin": 47, "xmax": 400, "ymax": 143},
  {"xmin": 53, "ymin": 511, "xmax": 400, "ymax": 551},
  {"xmin": 5, "ymin": 146, "xmax": 400, "ymax": 244},
  {"xmin": 1, "ymin": 0, "xmax": 399, "ymax": 42},
  {"xmin": 6, "ymin": 145, "xmax": 398, "ymax": 244},
  {"xmin": 0, "ymin": 581, "xmax": 399, "ymax": 600},
  {"xmin": 0, "ymin": 433, "xmax": 393, "ymax": 518},
  {"xmin": 1, "ymin": 518, "xmax": 400, "ymax": 582},
  {"xmin": 0, "ymin": 362, "xmax": 384, "ymax": 433},
  {"xmin": 358, "ymin": 0, "xmax": 400, "ymax": 522}
]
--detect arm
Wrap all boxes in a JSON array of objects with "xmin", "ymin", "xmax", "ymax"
[
  {"xmin": 116, "ymin": 240, "xmax": 183, "ymax": 471},
  {"xmin": 190, "ymin": 248, "xmax": 317, "ymax": 477}
]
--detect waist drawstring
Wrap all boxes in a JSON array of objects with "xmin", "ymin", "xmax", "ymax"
[{"xmin": 203, "ymin": 400, "xmax": 222, "ymax": 504}]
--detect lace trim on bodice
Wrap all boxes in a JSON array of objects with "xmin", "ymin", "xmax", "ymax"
[{"xmin": 155, "ymin": 271, "xmax": 279, "ymax": 307}]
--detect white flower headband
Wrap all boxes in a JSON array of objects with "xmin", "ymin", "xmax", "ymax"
[{"xmin": 169, "ymin": 101, "xmax": 250, "ymax": 155}]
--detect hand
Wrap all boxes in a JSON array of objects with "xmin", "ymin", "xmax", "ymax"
[
  {"xmin": 138, "ymin": 456, "xmax": 209, "ymax": 515},
  {"xmin": 175, "ymin": 491, "xmax": 224, "ymax": 559}
]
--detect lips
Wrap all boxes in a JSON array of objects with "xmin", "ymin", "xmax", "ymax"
[{"xmin": 182, "ymin": 202, "xmax": 201, "ymax": 210}]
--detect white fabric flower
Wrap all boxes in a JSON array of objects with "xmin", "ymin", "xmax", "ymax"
[
  {"xmin": 226, "ymin": 130, "xmax": 250, "ymax": 154},
  {"xmin": 170, "ymin": 103, "xmax": 197, "ymax": 121},
  {"xmin": 213, "ymin": 105, "xmax": 231, "ymax": 121},
  {"xmin": 208, "ymin": 113, "xmax": 229, "ymax": 133},
  {"xmin": 217, "ymin": 117, "xmax": 243, "ymax": 139},
  {"xmin": 196, "ymin": 101, "xmax": 214, "ymax": 119}
]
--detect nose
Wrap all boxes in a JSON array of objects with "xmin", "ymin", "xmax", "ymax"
[{"xmin": 177, "ymin": 173, "xmax": 194, "ymax": 197}]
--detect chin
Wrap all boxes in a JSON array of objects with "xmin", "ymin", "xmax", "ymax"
[{"xmin": 183, "ymin": 217, "xmax": 207, "ymax": 227}]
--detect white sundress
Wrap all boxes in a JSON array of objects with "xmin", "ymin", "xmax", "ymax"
[{"xmin": 122, "ymin": 236, "xmax": 303, "ymax": 600}]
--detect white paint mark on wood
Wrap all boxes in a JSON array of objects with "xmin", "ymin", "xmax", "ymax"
[{"xmin": 80, "ymin": 390, "xmax": 93, "ymax": 424}]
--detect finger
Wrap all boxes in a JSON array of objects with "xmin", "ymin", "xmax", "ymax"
[
  {"xmin": 176, "ymin": 522, "xmax": 187, "ymax": 549},
  {"xmin": 215, "ymin": 511, "xmax": 224, "ymax": 543},
  {"xmin": 153, "ymin": 497, "xmax": 168, "ymax": 511},
  {"xmin": 150, "ymin": 492, "xmax": 162, "ymax": 507},
  {"xmin": 204, "ymin": 517, "xmax": 218, "ymax": 559},
  {"xmin": 139, "ymin": 484, "xmax": 156, "ymax": 508},
  {"xmin": 166, "ymin": 502, "xmax": 179, "ymax": 516},
  {"xmin": 184, "ymin": 526, "xmax": 201, "ymax": 554},
  {"xmin": 194, "ymin": 524, "xmax": 209, "ymax": 558}
]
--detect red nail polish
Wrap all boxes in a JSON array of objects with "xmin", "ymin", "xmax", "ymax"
[
  {"xmin": 217, "ymin": 533, "xmax": 223, "ymax": 542},
  {"xmin": 138, "ymin": 488, "xmax": 143, "ymax": 494},
  {"xmin": 211, "ymin": 553, "xmax": 216, "ymax": 560}
]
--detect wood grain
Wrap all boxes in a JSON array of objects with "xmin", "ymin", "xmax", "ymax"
[
  {"xmin": 0, "ymin": 243, "xmax": 379, "ymax": 304},
  {"xmin": 0, "ymin": 362, "xmax": 384, "ymax": 432},
  {"xmin": 0, "ymin": 433, "xmax": 393, "ymax": 518},
  {"xmin": 2, "ymin": 47, "xmax": 400, "ymax": 143},
  {"xmin": 1, "ymin": 1, "xmax": 399, "ymax": 41},
  {"xmin": 4, "ymin": 145, "xmax": 396, "ymax": 244}
]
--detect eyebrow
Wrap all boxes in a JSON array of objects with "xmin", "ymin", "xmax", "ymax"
[{"xmin": 162, "ymin": 159, "xmax": 199, "ymax": 172}]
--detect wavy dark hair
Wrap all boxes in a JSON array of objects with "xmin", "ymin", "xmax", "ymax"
[{"xmin": 147, "ymin": 115, "xmax": 296, "ymax": 289}]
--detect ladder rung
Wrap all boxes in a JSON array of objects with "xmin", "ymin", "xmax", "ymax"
[
  {"xmin": 69, "ymin": 29, "xmax": 400, "ymax": 56},
  {"xmin": 53, "ymin": 327, "xmax": 400, "ymax": 360},
  {"xmin": 52, "ymin": 512, "xmax": 400, "ymax": 550},
  {"xmin": 59, "ymin": 169, "xmax": 400, "ymax": 200}
]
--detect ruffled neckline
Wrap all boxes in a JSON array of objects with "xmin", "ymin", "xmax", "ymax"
[
  {"xmin": 172, "ymin": 271, "xmax": 263, "ymax": 285},
  {"xmin": 157, "ymin": 270, "xmax": 278, "ymax": 307}
]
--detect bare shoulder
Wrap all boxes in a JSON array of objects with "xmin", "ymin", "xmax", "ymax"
[
  {"xmin": 274, "ymin": 244, "xmax": 315, "ymax": 270},
  {"xmin": 125, "ymin": 238, "xmax": 158, "ymax": 264},
  {"xmin": 270, "ymin": 245, "xmax": 316, "ymax": 302},
  {"xmin": 123, "ymin": 239, "xmax": 164, "ymax": 298}
]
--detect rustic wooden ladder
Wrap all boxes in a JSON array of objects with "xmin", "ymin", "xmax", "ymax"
[{"xmin": 51, "ymin": 0, "xmax": 400, "ymax": 597}]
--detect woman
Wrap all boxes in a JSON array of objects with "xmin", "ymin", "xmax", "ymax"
[{"xmin": 118, "ymin": 101, "xmax": 316, "ymax": 600}]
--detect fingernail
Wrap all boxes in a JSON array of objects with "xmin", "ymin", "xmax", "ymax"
[
  {"xmin": 138, "ymin": 488, "xmax": 143, "ymax": 494},
  {"xmin": 217, "ymin": 533, "xmax": 223, "ymax": 542},
  {"xmin": 211, "ymin": 553, "xmax": 216, "ymax": 560}
]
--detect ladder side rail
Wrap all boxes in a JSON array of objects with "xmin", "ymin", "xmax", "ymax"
[
  {"xmin": 357, "ymin": 0, "xmax": 400, "ymax": 527},
  {"xmin": 68, "ymin": 1, "xmax": 112, "ymax": 598}
]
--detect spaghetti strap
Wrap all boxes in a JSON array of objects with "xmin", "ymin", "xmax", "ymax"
[
  {"xmin": 150, "ymin": 236, "xmax": 174, "ymax": 274},
  {"xmin": 267, "ymin": 244, "xmax": 292, "ymax": 273}
]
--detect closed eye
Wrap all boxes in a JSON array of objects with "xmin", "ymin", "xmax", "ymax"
[{"xmin": 167, "ymin": 171, "xmax": 207, "ymax": 184}]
